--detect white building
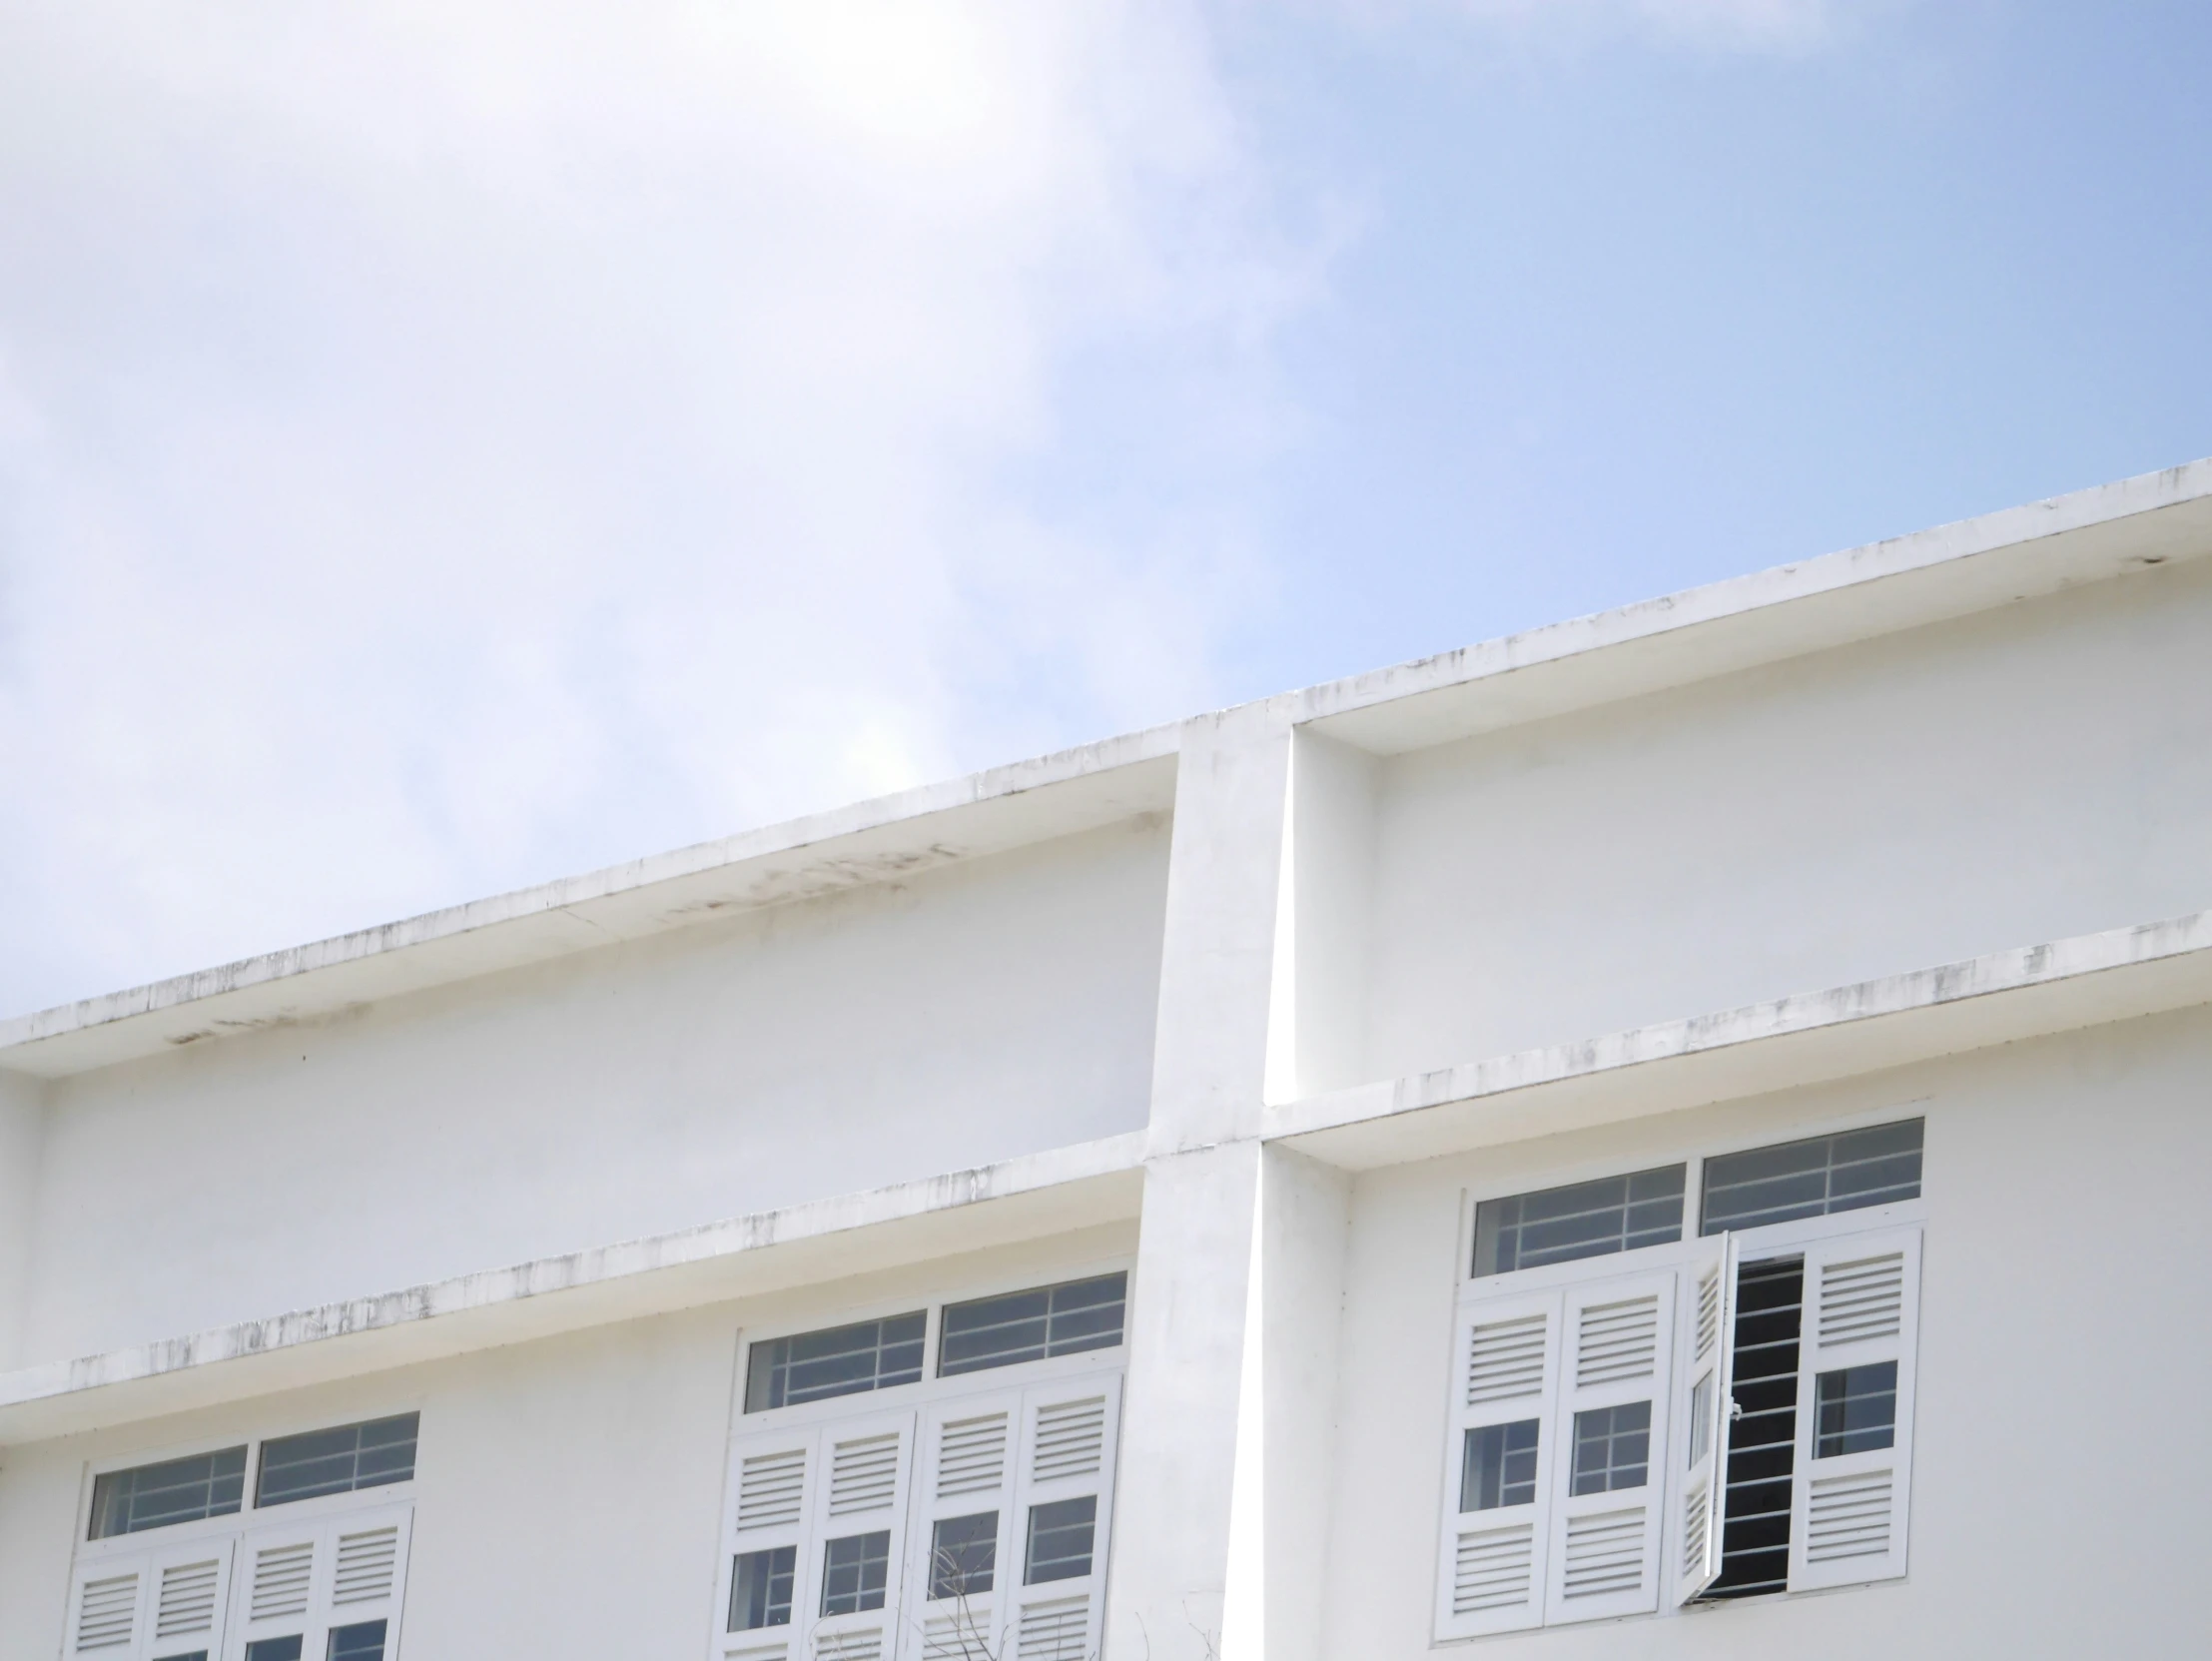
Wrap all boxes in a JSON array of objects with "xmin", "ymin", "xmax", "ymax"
[{"xmin": 4, "ymin": 459, "xmax": 2211, "ymax": 1661}]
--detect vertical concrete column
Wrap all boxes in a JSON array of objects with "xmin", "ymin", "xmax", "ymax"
[
  {"xmin": 0, "ymin": 1071, "xmax": 47, "ymax": 1371},
  {"xmin": 1107, "ymin": 701, "xmax": 1292, "ymax": 1661}
]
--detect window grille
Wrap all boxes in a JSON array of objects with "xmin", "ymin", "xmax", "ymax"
[
  {"xmin": 746, "ymin": 1313, "xmax": 927, "ymax": 1412},
  {"xmin": 256, "ymin": 1415, "xmax": 418, "ymax": 1509},
  {"xmin": 1704, "ymin": 1257, "xmax": 1802, "ymax": 1599},
  {"xmin": 1473, "ymin": 1167, "xmax": 1685, "ymax": 1276},
  {"xmin": 1701, "ymin": 1120, "xmax": 1922, "ymax": 1235},
  {"xmin": 89, "ymin": 1447, "xmax": 248, "ymax": 1540},
  {"xmin": 939, "ymin": 1273, "xmax": 1127, "ymax": 1376}
]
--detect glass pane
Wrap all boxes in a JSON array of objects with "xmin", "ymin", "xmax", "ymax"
[
  {"xmin": 1458, "ymin": 1418, "xmax": 1539, "ymax": 1512},
  {"xmin": 730, "ymin": 1545, "xmax": 797, "ymax": 1630},
  {"xmin": 1024, "ymin": 1495, "xmax": 1098, "ymax": 1585},
  {"xmin": 1687, "ymin": 1375, "xmax": 1715, "ymax": 1469},
  {"xmin": 929, "ymin": 1510, "xmax": 1000, "ymax": 1599},
  {"xmin": 821, "ymin": 1530, "xmax": 892, "ymax": 1616},
  {"xmin": 1570, "ymin": 1401, "xmax": 1652, "ymax": 1495},
  {"xmin": 326, "ymin": 1621, "xmax": 386, "ymax": 1661},
  {"xmin": 1815, "ymin": 1361, "xmax": 1898, "ymax": 1457},
  {"xmin": 939, "ymin": 1274, "xmax": 1127, "ymax": 1376},
  {"xmin": 88, "ymin": 1446, "xmax": 248, "ymax": 1539},
  {"xmin": 1471, "ymin": 1167, "xmax": 1685, "ymax": 1276},
  {"xmin": 1702, "ymin": 1120, "xmax": 1923, "ymax": 1234},
  {"xmin": 745, "ymin": 1313, "xmax": 928, "ymax": 1411},
  {"xmin": 245, "ymin": 1641, "xmax": 304, "ymax": 1661},
  {"xmin": 257, "ymin": 1414, "xmax": 419, "ymax": 1508}
]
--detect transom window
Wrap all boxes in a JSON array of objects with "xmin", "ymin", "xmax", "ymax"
[
  {"xmin": 744, "ymin": 1313, "xmax": 928, "ymax": 1412},
  {"xmin": 1472, "ymin": 1165, "xmax": 1686, "ymax": 1276},
  {"xmin": 88, "ymin": 1446, "xmax": 247, "ymax": 1540},
  {"xmin": 1701, "ymin": 1119, "xmax": 1923, "ymax": 1234},
  {"xmin": 257, "ymin": 1414, "xmax": 418, "ymax": 1508},
  {"xmin": 939, "ymin": 1273, "xmax": 1127, "ymax": 1376}
]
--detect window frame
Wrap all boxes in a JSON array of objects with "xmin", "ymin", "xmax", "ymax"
[
  {"xmin": 73, "ymin": 1406, "xmax": 426, "ymax": 1565},
  {"xmin": 1441, "ymin": 1118, "xmax": 1927, "ymax": 1641}
]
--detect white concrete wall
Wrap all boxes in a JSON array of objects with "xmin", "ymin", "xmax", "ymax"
[
  {"xmin": 1317, "ymin": 1004, "xmax": 2212, "ymax": 1657},
  {"xmin": 0, "ymin": 1072, "xmax": 45, "ymax": 1371},
  {"xmin": 19, "ymin": 818, "xmax": 1170, "ymax": 1363},
  {"xmin": 1357, "ymin": 560, "xmax": 2212, "ymax": 1081},
  {"xmin": 0, "ymin": 1223, "xmax": 1135, "ymax": 1661}
]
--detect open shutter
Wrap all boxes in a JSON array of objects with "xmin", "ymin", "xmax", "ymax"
[
  {"xmin": 1004, "ymin": 1376, "xmax": 1121, "ymax": 1661},
  {"xmin": 1673, "ymin": 1233, "xmax": 1738, "ymax": 1605},
  {"xmin": 801, "ymin": 1411, "xmax": 917, "ymax": 1661},
  {"xmin": 227, "ymin": 1505, "xmax": 411, "ymax": 1661},
  {"xmin": 904, "ymin": 1390, "xmax": 1021, "ymax": 1661},
  {"xmin": 1543, "ymin": 1270, "xmax": 1674, "ymax": 1625},
  {"xmin": 715, "ymin": 1427, "xmax": 822, "ymax": 1661},
  {"xmin": 1787, "ymin": 1227, "xmax": 1920, "ymax": 1591},
  {"xmin": 1432, "ymin": 1288, "xmax": 1560, "ymax": 1642}
]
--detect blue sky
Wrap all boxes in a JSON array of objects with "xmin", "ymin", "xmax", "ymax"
[{"xmin": 2, "ymin": 0, "xmax": 2208, "ymax": 1013}]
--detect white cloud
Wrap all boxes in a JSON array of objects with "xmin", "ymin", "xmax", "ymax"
[{"xmin": 0, "ymin": 1, "xmax": 1321, "ymax": 1012}]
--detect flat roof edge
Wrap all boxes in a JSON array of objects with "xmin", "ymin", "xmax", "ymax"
[
  {"xmin": 0, "ymin": 1131, "xmax": 1148, "ymax": 1444},
  {"xmin": 1274, "ymin": 909, "xmax": 2212, "ymax": 1167}
]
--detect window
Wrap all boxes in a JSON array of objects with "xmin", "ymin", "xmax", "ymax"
[
  {"xmin": 1025, "ymin": 1496, "xmax": 1097, "ymax": 1585},
  {"xmin": 716, "ymin": 1278, "xmax": 1126, "ymax": 1661},
  {"xmin": 744, "ymin": 1312, "xmax": 927, "ymax": 1412},
  {"xmin": 729, "ymin": 1546, "xmax": 796, "ymax": 1630},
  {"xmin": 821, "ymin": 1530, "xmax": 891, "ymax": 1615},
  {"xmin": 1437, "ymin": 1123, "xmax": 1924, "ymax": 1642},
  {"xmin": 66, "ymin": 1417, "xmax": 418, "ymax": 1661},
  {"xmin": 257, "ymin": 1415, "xmax": 418, "ymax": 1507},
  {"xmin": 88, "ymin": 1447, "xmax": 247, "ymax": 1540},
  {"xmin": 1569, "ymin": 1402, "xmax": 1651, "ymax": 1495},
  {"xmin": 939, "ymin": 1273, "xmax": 1127, "ymax": 1376},
  {"xmin": 1702, "ymin": 1119, "xmax": 1923, "ymax": 1234},
  {"xmin": 1472, "ymin": 1166, "xmax": 1685, "ymax": 1276},
  {"xmin": 1460, "ymin": 1420, "xmax": 1539, "ymax": 1512},
  {"xmin": 928, "ymin": 1511, "xmax": 998, "ymax": 1599}
]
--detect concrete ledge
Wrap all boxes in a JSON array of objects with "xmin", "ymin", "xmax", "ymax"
[
  {"xmin": 0, "ymin": 1132, "xmax": 1148, "ymax": 1444},
  {"xmin": 1301, "ymin": 459, "xmax": 2212, "ymax": 753},
  {"xmin": 0, "ymin": 738, "xmax": 1178, "ymax": 1078},
  {"xmin": 1274, "ymin": 911, "xmax": 2212, "ymax": 1169}
]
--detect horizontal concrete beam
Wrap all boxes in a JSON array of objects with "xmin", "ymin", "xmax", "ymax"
[
  {"xmin": 0, "ymin": 1133, "xmax": 1146, "ymax": 1444},
  {"xmin": 1273, "ymin": 910, "xmax": 2212, "ymax": 1169},
  {"xmin": 1300, "ymin": 459, "xmax": 2212, "ymax": 753},
  {"xmin": 0, "ymin": 740, "xmax": 1178, "ymax": 1078}
]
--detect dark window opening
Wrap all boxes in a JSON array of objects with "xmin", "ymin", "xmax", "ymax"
[
  {"xmin": 821, "ymin": 1530, "xmax": 891, "ymax": 1616},
  {"xmin": 1570, "ymin": 1401, "xmax": 1652, "ymax": 1495},
  {"xmin": 1025, "ymin": 1495, "xmax": 1098, "ymax": 1585},
  {"xmin": 929, "ymin": 1511, "xmax": 1000, "ymax": 1599},
  {"xmin": 1816, "ymin": 1361, "xmax": 1898, "ymax": 1458},
  {"xmin": 1703, "ymin": 1256, "xmax": 1803, "ymax": 1600},
  {"xmin": 326, "ymin": 1621, "xmax": 386, "ymax": 1661}
]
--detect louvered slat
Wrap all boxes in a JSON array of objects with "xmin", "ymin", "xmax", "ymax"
[
  {"xmin": 922, "ymin": 1611, "xmax": 995, "ymax": 1660},
  {"xmin": 333, "ymin": 1525, "xmax": 399, "ymax": 1605},
  {"xmin": 251, "ymin": 1540, "xmax": 316, "ymax": 1620},
  {"xmin": 74, "ymin": 1572, "xmax": 139, "ymax": 1652},
  {"xmin": 937, "ymin": 1413, "xmax": 1010, "ymax": 1498},
  {"xmin": 1466, "ymin": 1313, "xmax": 1547, "ymax": 1405},
  {"xmin": 1031, "ymin": 1398, "xmax": 1105, "ymax": 1482},
  {"xmin": 1561, "ymin": 1508, "xmax": 1644, "ymax": 1600},
  {"xmin": 737, "ymin": 1448, "xmax": 808, "ymax": 1531},
  {"xmin": 1806, "ymin": 1470, "xmax": 1893, "ymax": 1563},
  {"xmin": 828, "ymin": 1433, "xmax": 902, "ymax": 1516},
  {"xmin": 1682, "ymin": 1482, "xmax": 1710, "ymax": 1580},
  {"xmin": 814, "ymin": 1628, "xmax": 884, "ymax": 1661},
  {"xmin": 155, "ymin": 1558, "xmax": 222, "ymax": 1638},
  {"xmin": 1574, "ymin": 1295, "xmax": 1659, "ymax": 1386},
  {"xmin": 1016, "ymin": 1594, "xmax": 1090, "ymax": 1661},
  {"xmin": 1817, "ymin": 1252, "xmax": 1905, "ymax": 1347},
  {"xmin": 1452, "ymin": 1521, "xmax": 1534, "ymax": 1614},
  {"xmin": 725, "ymin": 1644, "xmax": 790, "ymax": 1661},
  {"xmin": 1694, "ymin": 1263, "xmax": 1723, "ymax": 1363}
]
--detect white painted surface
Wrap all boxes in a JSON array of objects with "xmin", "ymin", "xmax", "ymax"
[
  {"xmin": 4, "ymin": 462, "xmax": 2212, "ymax": 1659},
  {"xmin": 1316, "ymin": 1007, "xmax": 2212, "ymax": 1657},
  {"xmin": 19, "ymin": 819, "xmax": 1169, "ymax": 1363},
  {"xmin": 1360, "ymin": 559, "xmax": 2212, "ymax": 1078}
]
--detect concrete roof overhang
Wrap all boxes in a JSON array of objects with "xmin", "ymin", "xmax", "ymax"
[{"xmin": 3, "ymin": 457, "xmax": 2209, "ymax": 1081}]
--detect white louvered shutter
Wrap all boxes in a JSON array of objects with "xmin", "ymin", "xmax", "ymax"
[
  {"xmin": 1544, "ymin": 1271, "xmax": 1675, "ymax": 1625},
  {"xmin": 903, "ymin": 1390, "xmax": 1021, "ymax": 1661},
  {"xmin": 1788, "ymin": 1228, "xmax": 1920, "ymax": 1591},
  {"xmin": 800, "ymin": 1411, "xmax": 917, "ymax": 1661},
  {"xmin": 227, "ymin": 1506, "xmax": 411, "ymax": 1661},
  {"xmin": 65, "ymin": 1556, "xmax": 149, "ymax": 1660},
  {"xmin": 1432, "ymin": 1288, "xmax": 1560, "ymax": 1642},
  {"xmin": 1672, "ymin": 1233, "xmax": 1738, "ymax": 1606},
  {"xmin": 715, "ymin": 1428, "xmax": 821, "ymax": 1661},
  {"xmin": 1004, "ymin": 1376, "xmax": 1121, "ymax": 1661}
]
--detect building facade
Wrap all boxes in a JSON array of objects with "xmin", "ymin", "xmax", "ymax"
[{"xmin": 3, "ymin": 460, "xmax": 2210, "ymax": 1660}]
